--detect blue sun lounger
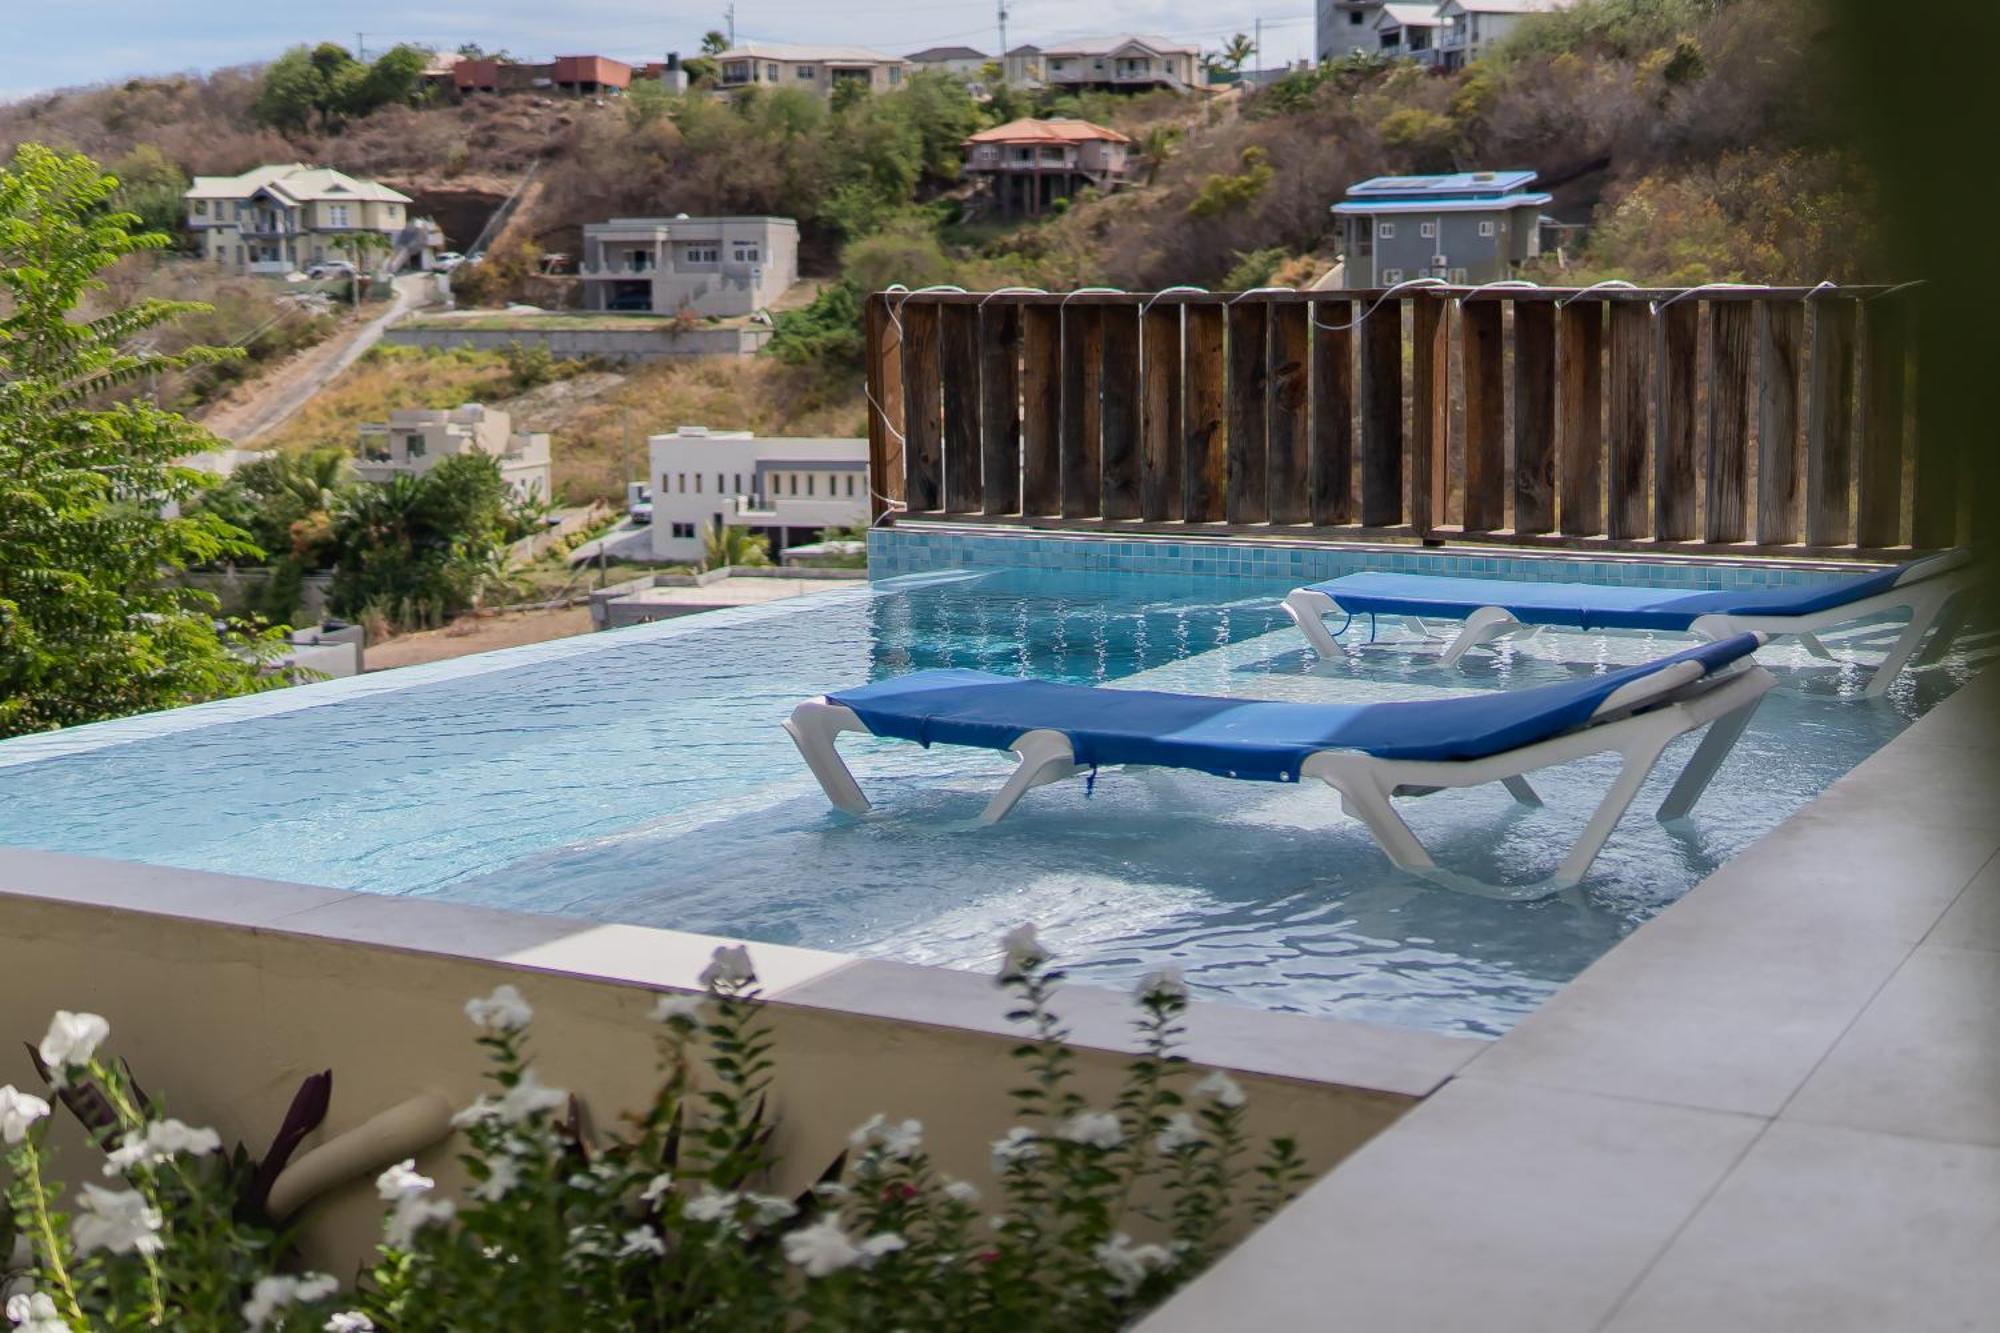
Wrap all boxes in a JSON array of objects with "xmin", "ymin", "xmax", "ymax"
[
  {"xmin": 787, "ymin": 635, "xmax": 1775, "ymax": 888},
  {"xmin": 1283, "ymin": 550, "xmax": 1976, "ymax": 696}
]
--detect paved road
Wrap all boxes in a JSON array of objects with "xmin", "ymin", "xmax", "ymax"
[{"xmin": 209, "ymin": 272, "xmax": 434, "ymax": 445}]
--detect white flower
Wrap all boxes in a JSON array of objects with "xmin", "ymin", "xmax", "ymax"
[
  {"xmin": 1193, "ymin": 1071, "xmax": 1246, "ymax": 1109},
  {"xmin": 567, "ymin": 1225, "xmax": 609, "ymax": 1259},
  {"xmin": 5, "ymin": 1293, "xmax": 65, "ymax": 1333},
  {"xmin": 70, "ymin": 1185, "xmax": 161, "ymax": 1257},
  {"xmin": 1154, "ymin": 1111, "xmax": 1201, "ymax": 1155},
  {"xmin": 1094, "ymin": 1232, "xmax": 1173, "ymax": 1293},
  {"xmin": 325, "ymin": 1315, "xmax": 375, "ymax": 1333},
  {"xmin": 942, "ymin": 1178, "xmax": 981, "ymax": 1205},
  {"xmin": 385, "ymin": 1196, "xmax": 455, "ymax": 1249},
  {"xmin": 990, "ymin": 1125, "xmax": 1039, "ymax": 1170},
  {"xmin": 103, "ymin": 1118, "xmax": 223, "ymax": 1176},
  {"xmin": 997, "ymin": 923, "xmax": 1047, "ymax": 977},
  {"xmin": 849, "ymin": 1113, "xmax": 924, "ymax": 1160},
  {"xmin": 0, "ymin": 1087, "xmax": 50, "ymax": 1146},
  {"xmin": 745, "ymin": 1193, "xmax": 797, "ymax": 1227},
  {"xmin": 452, "ymin": 1068, "xmax": 568, "ymax": 1128},
  {"xmin": 37, "ymin": 1011, "xmax": 109, "ymax": 1080},
  {"xmin": 698, "ymin": 944, "xmax": 756, "ymax": 989},
  {"xmin": 683, "ymin": 1188, "xmax": 739, "ymax": 1223},
  {"xmin": 640, "ymin": 1172, "xmax": 674, "ymax": 1204},
  {"xmin": 242, "ymin": 1273, "xmax": 337, "ymax": 1332},
  {"xmin": 859, "ymin": 1232, "xmax": 906, "ymax": 1262},
  {"xmin": 617, "ymin": 1226, "xmax": 666, "ymax": 1258},
  {"xmin": 472, "ymin": 1156, "xmax": 521, "ymax": 1202},
  {"xmin": 464, "ymin": 985, "xmax": 534, "ymax": 1033},
  {"xmin": 1136, "ymin": 966, "xmax": 1188, "ymax": 1004},
  {"xmin": 1059, "ymin": 1110, "xmax": 1124, "ymax": 1150},
  {"xmin": 375, "ymin": 1160, "xmax": 434, "ymax": 1202},
  {"xmin": 650, "ymin": 992, "xmax": 706, "ymax": 1025},
  {"xmin": 782, "ymin": 1217, "xmax": 861, "ymax": 1277}
]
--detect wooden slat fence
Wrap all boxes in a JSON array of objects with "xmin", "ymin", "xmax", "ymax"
[{"xmin": 865, "ymin": 286, "xmax": 1952, "ymax": 556}]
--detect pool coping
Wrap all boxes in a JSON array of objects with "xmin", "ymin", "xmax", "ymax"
[
  {"xmin": 0, "ymin": 846, "xmax": 1482, "ymax": 1102},
  {"xmin": 1142, "ymin": 665, "xmax": 2000, "ymax": 1331}
]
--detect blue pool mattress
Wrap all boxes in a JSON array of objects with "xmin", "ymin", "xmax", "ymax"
[
  {"xmin": 828, "ymin": 635, "xmax": 1759, "ymax": 782},
  {"xmin": 1302, "ymin": 564, "xmax": 1912, "ymax": 632}
]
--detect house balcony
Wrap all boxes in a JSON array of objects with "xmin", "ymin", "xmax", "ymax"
[
  {"xmin": 724, "ymin": 494, "xmax": 860, "ymax": 529},
  {"xmin": 580, "ymin": 264, "xmax": 657, "ymax": 279}
]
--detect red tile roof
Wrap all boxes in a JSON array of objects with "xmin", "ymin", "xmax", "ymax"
[{"xmin": 964, "ymin": 117, "xmax": 1131, "ymax": 146}]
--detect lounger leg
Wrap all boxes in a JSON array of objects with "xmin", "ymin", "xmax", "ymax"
[
  {"xmin": 1439, "ymin": 606, "xmax": 1520, "ymax": 668},
  {"xmin": 1912, "ymin": 594, "xmax": 1971, "ymax": 668},
  {"xmin": 1303, "ymin": 756, "xmax": 1436, "ymax": 872},
  {"xmin": 1793, "ymin": 632, "xmax": 1835, "ymax": 660},
  {"xmin": 979, "ymin": 730, "xmax": 1081, "ymax": 825},
  {"xmin": 1501, "ymin": 775, "xmax": 1544, "ymax": 807},
  {"xmin": 1282, "ymin": 589, "xmax": 1348, "ymax": 661},
  {"xmin": 783, "ymin": 702, "xmax": 871, "ymax": 815},
  {"xmin": 1864, "ymin": 595, "xmax": 1944, "ymax": 698},
  {"xmin": 1552, "ymin": 734, "xmax": 1676, "ymax": 886},
  {"xmin": 1656, "ymin": 694, "xmax": 1765, "ymax": 822}
]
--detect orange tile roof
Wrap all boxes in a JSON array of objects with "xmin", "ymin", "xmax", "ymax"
[{"xmin": 964, "ymin": 117, "xmax": 1131, "ymax": 146}]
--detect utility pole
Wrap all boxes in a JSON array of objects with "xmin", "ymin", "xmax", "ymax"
[
  {"xmin": 725, "ymin": 3, "xmax": 736, "ymax": 47},
  {"xmin": 356, "ymin": 32, "xmax": 366, "ymax": 60},
  {"xmin": 1253, "ymin": 17, "xmax": 1261, "ymax": 80},
  {"xmin": 997, "ymin": 0, "xmax": 1008, "ymax": 79}
]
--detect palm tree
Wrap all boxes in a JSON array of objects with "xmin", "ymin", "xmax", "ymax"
[
  {"xmin": 701, "ymin": 520, "xmax": 771, "ymax": 571},
  {"xmin": 1136, "ymin": 126, "xmax": 1183, "ymax": 186},
  {"xmin": 701, "ymin": 30, "xmax": 729, "ymax": 55},
  {"xmin": 1213, "ymin": 33, "xmax": 1256, "ymax": 76}
]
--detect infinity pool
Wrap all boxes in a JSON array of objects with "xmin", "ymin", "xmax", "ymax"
[{"xmin": 0, "ymin": 560, "xmax": 1979, "ymax": 1036}]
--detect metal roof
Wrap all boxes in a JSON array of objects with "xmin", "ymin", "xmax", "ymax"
[
  {"xmin": 719, "ymin": 41, "xmax": 906, "ymax": 64},
  {"xmin": 1332, "ymin": 192, "xmax": 1552, "ymax": 215},
  {"xmin": 906, "ymin": 45, "xmax": 990, "ymax": 61},
  {"xmin": 964, "ymin": 117, "xmax": 1131, "ymax": 145},
  {"xmin": 1345, "ymin": 170, "xmax": 1540, "ymax": 198}
]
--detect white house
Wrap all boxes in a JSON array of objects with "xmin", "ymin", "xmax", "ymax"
[
  {"xmin": 714, "ymin": 42, "xmax": 908, "ymax": 96},
  {"xmin": 647, "ymin": 425, "xmax": 869, "ymax": 562},
  {"xmin": 184, "ymin": 163, "xmax": 436, "ymax": 275},
  {"xmin": 905, "ymin": 45, "xmax": 991, "ymax": 79},
  {"xmin": 580, "ymin": 216, "xmax": 799, "ymax": 317},
  {"xmin": 1375, "ymin": 3, "xmax": 1449, "ymax": 62},
  {"xmin": 1004, "ymin": 36, "xmax": 1206, "ymax": 91},
  {"xmin": 355, "ymin": 404, "xmax": 552, "ymax": 502},
  {"xmin": 1317, "ymin": 0, "xmax": 1387, "ymax": 61},
  {"xmin": 1435, "ymin": 0, "xmax": 1575, "ymax": 68}
]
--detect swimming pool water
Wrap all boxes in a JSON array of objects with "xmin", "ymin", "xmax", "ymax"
[{"xmin": 0, "ymin": 565, "xmax": 1979, "ymax": 1038}]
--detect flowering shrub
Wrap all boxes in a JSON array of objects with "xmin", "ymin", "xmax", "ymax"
[{"xmin": 0, "ymin": 930, "xmax": 1306, "ymax": 1330}]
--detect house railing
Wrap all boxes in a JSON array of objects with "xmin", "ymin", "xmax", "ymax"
[{"xmin": 862, "ymin": 285, "xmax": 1959, "ymax": 557}]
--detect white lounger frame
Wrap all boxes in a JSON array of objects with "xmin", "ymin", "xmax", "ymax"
[
  {"xmin": 784, "ymin": 653, "xmax": 1776, "ymax": 890},
  {"xmin": 1282, "ymin": 552, "xmax": 1977, "ymax": 698}
]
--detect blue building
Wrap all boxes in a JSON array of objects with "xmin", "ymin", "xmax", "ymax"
[{"xmin": 1332, "ymin": 170, "xmax": 1553, "ymax": 287}]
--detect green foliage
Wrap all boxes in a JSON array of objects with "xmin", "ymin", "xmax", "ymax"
[
  {"xmin": 1222, "ymin": 246, "xmax": 1291, "ymax": 291},
  {"xmin": 0, "ymin": 145, "xmax": 281, "ymax": 737},
  {"xmin": 623, "ymin": 77, "xmax": 674, "ymax": 128},
  {"xmin": 194, "ymin": 447, "xmax": 350, "ymax": 567},
  {"xmin": 701, "ymin": 520, "xmax": 772, "ymax": 571},
  {"xmin": 1186, "ymin": 147, "xmax": 1274, "ymax": 219},
  {"xmin": 106, "ymin": 145, "xmax": 188, "ymax": 242},
  {"xmin": 1376, "ymin": 106, "xmax": 1460, "ymax": 172},
  {"xmin": 252, "ymin": 42, "xmax": 432, "ymax": 132},
  {"xmin": 1494, "ymin": 0, "xmax": 1723, "ymax": 62},
  {"xmin": 766, "ymin": 281, "xmax": 865, "ymax": 369},
  {"xmin": 326, "ymin": 453, "xmax": 518, "ymax": 630},
  {"xmin": 842, "ymin": 215, "xmax": 959, "ymax": 291}
]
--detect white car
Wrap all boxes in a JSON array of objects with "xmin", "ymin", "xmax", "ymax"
[
  {"xmin": 433, "ymin": 251, "xmax": 466, "ymax": 272},
  {"xmin": 305, "ymin": 260, "xmax": 356, "ymax": 280}
]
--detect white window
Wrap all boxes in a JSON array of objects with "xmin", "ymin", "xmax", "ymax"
[
  {"xmin": 695, "ymin": 473, "xmax": 702, "ymax": 493},
  {"xmin": 887, "ymin": 66, "xmax": 900, "ymax": 84},
  {"xmin": 677, "ymin": 473, "xmax": 686, "ymax": 492},
  {"xmin": 1350, "ymin": 9, "xmax": 1364, "ymax": 20},
  {"xmin": 671, "ymin": 522, "xmax": 696, "ymax": 539},
  {"xmin": 766, "ymin": 63, "xmax": 779, "ymax": 80},
  {"xmin": 732, "ymin": 244, "xmax": 760, "ymax": 263},
  {"xmin": 193, "ymin": 199, "xmax": 207, "ymax": 216},
  {"xmin": 796, "ymin": 65, "xmax": 816, "ymax": 78},
  {"xmin": 685, "ymin": 246, "xmax": 718, "ymax": 264},
  {"xmin": 328, "ymin": 204, "xmax": 350, "ymax": 227},
  {"xmin": 845, "ymin": 475, "xmax": 855, "ymax": 496},
  {"xmin": 1477, "ymin": 220, "xmax": 1496, "ymax": 238},
  {"xmin": 733, "ymin": 473, "xmax": 743, "ymax": 494},
  {"xmin": 806, "ymin": 475, "xmax": 815, "ymax": 497},
  {"xmin": 1382, "ymin": 268, "xmax": 1404, "ymax": 283},
  {"xmin": 1377, "ymin": 221, "xmax": 1396, "ymax": 239},
  {"xmin": 1419, "ymin": 221, "xmax": 1437, "ymax": 239}
]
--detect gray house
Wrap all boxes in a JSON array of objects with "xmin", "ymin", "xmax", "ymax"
[
  {"xmin": 579, "ymin": 216, "xmax": 799, "ymax": 317},
  {"xmin": 1331, "ymin": 171, "xmax": 1552, "ymax": 288}
]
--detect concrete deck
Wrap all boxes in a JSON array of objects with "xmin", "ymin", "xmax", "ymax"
[{"xmin": 1145, "ymin": 667, "xmax": 2000, "ymax": 1332}]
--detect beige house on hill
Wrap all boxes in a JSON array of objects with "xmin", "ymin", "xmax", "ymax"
[
  {"xmin": 356, "ymin": 405, "xmax": 551, "ymax": 502},
  {"xmin": 715, "ymin": 42, "xmax": 907, "ymax": 97},
  {"xmin": 580, "ymin": 216, "xmax": 799, "ymax": 317},
  {"xmin": 964, "ymin": 119, "xmax": 1132, "ymax": 217},
  {"xmin": 185, "ymin": 164, "xmax": 430, "ymax": 275},
  {"xmin": 1004, "ymin": 36, "xmax": 1206, "ymax": 91}
]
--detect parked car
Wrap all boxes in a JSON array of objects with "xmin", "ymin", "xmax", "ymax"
[
  {"xmin": 305, "ymin": 260, "xmax": 356, "ymax": 280},
  {"xmin": 433, "ymin": 252, "xmax": 466, "ymax": 272},
  {"xmin": 627, "ymin": 482, "xmax": 653, "ymax": 525}
]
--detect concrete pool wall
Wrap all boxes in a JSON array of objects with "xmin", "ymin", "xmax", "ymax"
[{"xmin": 0, "ymin": 849, "xmax": 1478, "ymax": 1276}]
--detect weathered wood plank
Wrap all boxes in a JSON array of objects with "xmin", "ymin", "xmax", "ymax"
[
  {"xmin": 1225, "ymin": 302, "xmax": 1269, "ymax": 524},
  {"xmin": 1653, "ymin": 300, "xmax": 1698, "ymax": 542},
  {"xmin": 979, "ymin": 303, "xmax": 1020, "ymax": 516},
  {"xmin": 1512, "ymin": 300, "xmax": 1557, "ymax": 534},
  {"xmin": 1060, "ymin": 302, "xmax": 1103, "ymax": 519},
  {"xmin": 1557, "ymin": 301, "xmax": 1604, "ymax": 536},
  {"xmin": 940, "ymin": 303, "xmax": 982, "ymax": 512},
  {"xmin": 1183, "ymin": 302, "xmax": 1227, "ymax": 522},
  {"xmin": 1806, "ymin": 299, "xmax": 1858, "ymax": 547},
  {"xmin": 1408, "ymin": 295, "xmax": 1448, "ymax": 536},
  {"xmin": 1358, "ymin": 298, "xmax": 1403, "ymax": 527},
  {"xmin": 1704, "ymin": 300, "xmax": 1752, "ymax": 543},
  {"xmin": 1755, "ymin": 301, "xmax": 1804, "ymax": 544},
  {"xmin": 1607, "ymin": 302, "xmax": 1651, "ymax": 538},
  {"xmin": 863, "ymin": 294, "xmax": 904, "ymax": 524},
  {"xmin": 1309, "ymin": 300, "xmax": 1354, "ymax": 526},
  {"xmin": 1267, "ymin": 302, "xmax": 1310, "ymax": 524},
  {"xmin": 900, "ymin": 299, "xmax": 942, "ymax": 512},
  {"xmin": 1140, "ymin": 304, "xmax": 1182, "ymax": 522},
  {"xmin": 1459, "ymin": 299, "xmax": 1506, "ymax": 531},
  {"xmin": 1020, "ymin": 305, "xmax": 1061, "ymax": 516},
  {"xmin": 1857, "ymin": 296, "xmax": 1907, "ymax": 548},
  {"xmin": 1100, "ymin": 306, "xmax": 1141, "ymax": 520}
]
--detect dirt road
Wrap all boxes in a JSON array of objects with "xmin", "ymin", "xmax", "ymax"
[{"xmin": 364, "ymin": 606, "xmax": 595, "ymax": 671}]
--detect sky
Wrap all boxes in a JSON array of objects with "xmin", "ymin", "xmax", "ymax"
[{"xmin": 3, "ymin": 0, "xmax": 1318, "ymax": 102}]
